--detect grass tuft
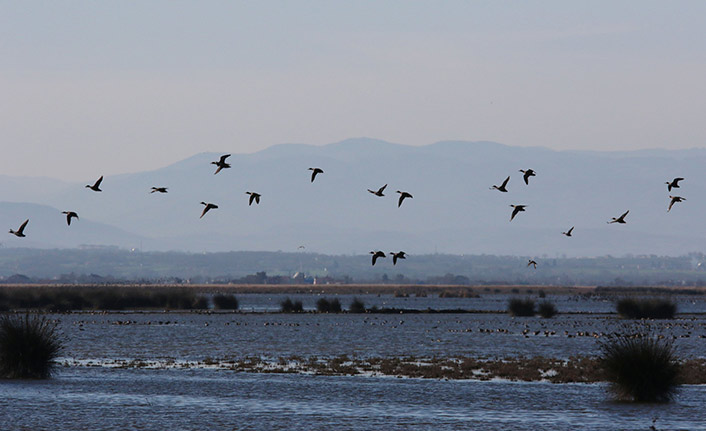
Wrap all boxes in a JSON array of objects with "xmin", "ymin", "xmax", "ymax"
[
  {"xmin": 349, "ymin": 298, "xmax": 366, "ymax": 313},
  {"xmin": 316, "ymin": 298, "xmax": 342, "ymax": 313},
  {"xmin": 280, "ymin": 298, "xmax": 303, "ymax": 313},
  {"xmin": 537, "ymin": 301, "xmax": 557, "ymax": 318},
  {"xmin": 212, "ymin": 294, "xmax": 239, "ymax": 310},
  {"xmin": 508, "ymin": 298, "xmax": 535, "ymax": 317},
  {"xmin": 0, "ymin": 313, "xmax": 62, "ymax": 379},
  {"xmin": 616, "ymin": 298, "xmax": 676, "ymax": 319}
]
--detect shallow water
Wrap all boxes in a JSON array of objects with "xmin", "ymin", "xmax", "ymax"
[{"xmin": 1, "ymin": 367, "xmax": 705, "ymax": 431}]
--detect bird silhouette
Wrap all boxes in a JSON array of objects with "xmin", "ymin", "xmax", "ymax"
[
  {"xmin": 200, "ymin": 202, "xmax": 218, "ymax": 218},
  {"xmin": 308, "ymin": 167, "xmax": 324, "ymax": 183},
  {"xmin": 370, "ymin": 250, "xmax": 386, "ymax": 266},
  {"xmin": 151, "ymin": 187, "xmax": 168, "ymax": 193},
  {"xmin": 86, "ymin": 176, "xmax": 103, "ymax": 192},
  {"xmin": 212, "ymin": 154, "xmax": 231, "ymax": 174},
  {"xmin": 528, "ymin": 259, "xmax": 537, "ymax": 269},
  {"xmin": 390, "ymin": 251, "xmax": 407, "ymax": 265},
  {"xmin": 510, "ymin": 205, "xmax": 527, "ymax": 221},
  {"xmin": 62, "ymin": 211, "xmax": 79, "ymax": 226},
  {"xmin": 368, "ymin": 184, "xmax": 387, "ymax": 197},
  {"xmin": 246, "ymin": 192, "xmax": 261, "ymax": 206},
  {"xmin": 608, "ymin": 210, "xmax": 629, "ymax": 224},
  {"xmin": 668, "ymin": 196, "xmax": 685, "ymax": 212},
  {"xmin": 519, "ymin": 169, "xmax": 536, "ymax": 185},
  {"xmin": 396, "ymin": 191, "xmax": 413, "ymax": 207},
  {"xmin": 665, "ymin": 177, "xmax": 684, "ymax": 192},
  {"xmin": 490, "ymin": 176, "xmax": 510, "ymax": 192},
  {"xmin": 562, "ymin": 227, "xmax": 574, "ymax": 237},
  {"xmin": 9, "ymin": 219, "xmax": 29, "ymax": 237}
]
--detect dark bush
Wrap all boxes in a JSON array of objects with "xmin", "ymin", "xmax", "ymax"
[
  {"xmin": 281, "ymin": 298, "xmax": 303, "ymax": 313},
  {"xmin": 538, "ymin": 289, "xmax": 546, "ymax": 298},
  {"xmin": 213, "ymin": 294, "xmax": 239, "ymax": 310},
  {"xmin": 537, "ymin": 301, "xmax": 557, "ymax": 318},
  {"xmin": 508, "ymin": 298, "xmax": 535, "ymax": 317},
  {"xmin": 349, "ymin": 298, "xmax": 366, "ymax": 313},
  {"xmin": 617, "ymin": 298, "xmax": 676, "ymax": 319},
  {"xmin": 0, "ymin": 314, "xmax": 62, "ymax": 379},
  {"xmin": 600, "ymin": 335, "xmax": 680, "ymax": 402},
  {"xmin": 316, "ymin": 298, "xmax": 342, "ymax": 313}
]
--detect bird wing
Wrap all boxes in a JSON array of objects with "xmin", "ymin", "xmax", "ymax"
[
  {"xmin": 568, "ymin": 227, "xmax": 574, "ymax": 234},
  {"xmin": 214, "ymin": 165, "xmax": 223, "ymax": 175},
  {"xmin": 523, "ymin": 172, "xmax": 530, "ymax": 185},
  {"xmin": 378, "ymin": 184, "xmax": 387, "ymax": 194},
  {"xmin": 620, "ymin": 210, "xmax": 629, "ymax": 219},
  {"xmin": 200, "ymin": 207, "xmax": 208, "ymax": 218},
  {"xmin": 255, "ymin": 194, "xmax": 260, "ymax": 204},
  {"xmin": 94, "ymin": 176, "xmax": 103, "ymax": 187},
  {"xmin": 398, "ymin": 195, "xmax": 404, "ymax": 207},
  {"xmin": 372, "ymin": 253, "xmax": 378, "ymax": 266},
  {"xmin": 18, "ymin": 219, "xmax": 29, "ymax": 233},
  {"xmin": 501, "ymin": 176, "xmax": 510, "ymax": 188},
  {"xmin": 219, "ymin": 154, "xmax": 231, "ymax": 164},
  {"xmin": 510, "ymin": 207, "xmax": 519, "ymax": 221}
]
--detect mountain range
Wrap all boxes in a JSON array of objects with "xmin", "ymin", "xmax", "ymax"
[{"xmin": 1, "ymin": 138, "xmax": 705, "ymax": 256}]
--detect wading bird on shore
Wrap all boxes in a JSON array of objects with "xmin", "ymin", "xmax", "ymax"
[
  {"xmin": 562, "ymin": 227, "xmax": 574, "ymax": 237},
  {"xmin": 390, "ymin": 251, "xmax": 407, "ymax": 265},
  {"xmin": 608, "ymin": 210, "xmax": 629, "ymax": 224},
  {"xmin": 200, "ymin": 202, "xmax": 218, "ymax": 218},
  {"xmin": 490, "ymin": 176, "xmax": 510, "ymax": 192},
  {"xmin": 246, "ymin": 192, "xmax": 261, "ymax": 206},
  {"xmin": 528, "ymin": 259, "xmax": 537, "ymax": 269},
  {"xmin": 308, "ymin": 167, "xmax": 323, "ymax": 183},
  {"xmin": 665, "ymin": 177, "xmax": 684, "ymax": 192},
  {"xmin": 212, "ymin": 154, "xmax": 231, "ymax": 174},
  {"xmin": 9, "ymin": 219, "xmax": 28, "ymax": 237},
  {"xmin": 370, "ymin": 250, "xmax": 386, "ymax": 266},
  {"xmin": 62, "ymin": 211, "xmax": 79, "ymax": 226},
  {"xmin": 668, "ymin": 196, "xmax": 685, "ymax": 212},
  {"xmin": 510, "ymin": 205, "xmax": 527, "ymax": 221},
  {"xmin": 85, "ymin": 176, "xmax": 103, "ymax": 192},
  {"xmin": 368, "ymin": 184, "xmax": 387, "ymax": 197},
  {"xmin": 519, "ymin": 169, "xmax": 536, "ymax": 185},
  {"xmin": 396, "ymin": 191, "xmax": 413, "ymax": 207},
  {"xmin": 151, "ymin": 187, "xmax": 168, "ymax": 193}
]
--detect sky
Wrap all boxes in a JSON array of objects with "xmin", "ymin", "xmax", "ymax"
[{"xmin": 2, "ymin": 1, "xmax": 706, "ymax": 181}]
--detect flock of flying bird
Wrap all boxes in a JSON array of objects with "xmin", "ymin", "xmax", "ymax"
[{"xmin": 6, "ymin": 153, "xmax": 688, "ymax": 271}]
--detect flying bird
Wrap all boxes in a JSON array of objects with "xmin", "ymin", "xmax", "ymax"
[
  {"xmin": 368, "ymin": 184, "xmax": 387, "ymax": 197},
  {"xmin": 246, "ymin": 192, "xmax": 261, "ymax": 206},
  {"xmin": 665, "ymin": 177, "xmax": 684, "ymax": 192},
  {"xmin": 509, "ymin": 205, "xmax": 527, "ymax": 221},
  {"xmin": 668, "ymin": 196, "xmax": 685, "ymax": 212},
  {"xmin": 561, "ymin": 227, "xmax": 574, "ymax": 237},
  {"xmin": 62, "ymin": 211, "xmax": 79, "ymax": 226},
  {"xmin": 390, "ymin": 251, "xmax": 407, "ymax": 265},
  {"xmin": 528, "ymin": 259, "xmax": 537, "ymax": 269},
  {"xmin": 396, "ymin": 191, "xmax": 413, "ymax": 207},
  {"xmin": 608, "ymin": 210, "xmax": 629, "ymax": 224},
  {"xmin": 519, "ymin": 169, "xmax": 536, "ymax": 185},
  {"xmin": 86, "ymin": 176, "xmax": 103, "ymax": 192},
  {"xmin": 490, "ymin": 176, "xmax": 510, "ymax": 192},
  {"xmin": 9, "ymin": 219, "xmax": 29, "ymax": 237},
  {"xmin": 151, "ymin": 187, "xmax": 168, "ymax": 193},
  {"xmin": 200, "ymin": 202, "xmax": 218, "ymax": 218},
  {"xmin": 308, "ymin": 167, "xmax": 324, "ymax": 183},
  {"xmin": 370, "ymin": 250, "xmax": 386, "ymax": 266},
  {"xmin": 212, "ymin": 154, "xmax": 231, "ymax": 175}
]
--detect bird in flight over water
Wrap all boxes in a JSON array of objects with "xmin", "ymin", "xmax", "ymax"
[
  {"xmin": 562, "ymin": 227, "xmax": 574, "ymax": 237},
  {"xmin": 9, "ymin": 219, "xmax": 29, "ymax": 237},
  {"xmin": 519, "ymin": 169, "xmax": 536, "ymax": 185},
  {"xmin": 510, "ymin": 205, "xmax": 527, "ymax": 221},
  {"xmin": 246, "ymin": 192, "xmax": 261, "ymax": 206},
  {"xmin": 308, "ymin": 167, "xmax": 324, "ymax": 183},
  {"xmin": 608, "ymin": 210, "xmax": 629, "ymax": 224},
  {"xmin": 200, "ymin": 202, "xmax": 218, "ymax": 218},
  {"xmin": 368, "ymin": 184, "xmax": 387, "ymax": 197},
  {"xmin": 151, "ymin": 187, "xmax": 168, "ymax": 193},
  {"xmin": 396, "ymin": 191, "xmax": 413, "ymax": 207},
  {"xmin": 370, "ymin": 250, "xmax": 386, "ymax": 266},
  {"xmin": 665, "ymin": 177, "xmax": 684, "ymax": 192},
  {"xmin": 86, "ymin": 176, "xmax": 103, "ymax": 192},
  {"xmin": 62, "ymin": 211, "xmax": 79, "ymax": 226},
  {"xmin": 390, "ymin": 251, "xmax": 407, "ymax": 265},
  {"xmin": 668, "ymin": 196, "xmax": 685, "ymax": 212},
  {"xmin": 212, "ymin": 154, "xmax": 231, "ymax": 175},
  {"xmin": 490, "ymin": 176, "xmax": 510, "ymax": 192},
  {"xmin": 527, "ymin": 259, "xmax": 537, "ymax": 269}
]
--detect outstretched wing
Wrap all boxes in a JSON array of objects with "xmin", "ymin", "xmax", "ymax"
[
  {"xmin": 94, "ymin": 176, "xmax": 103, "ymax": 188},
  {"xmin": 501, "ymin": 176, "xmax": 510, "ymax": 188},
  {"xmin": 18, "ymin": 219, "xmax": 29, "ymax": 234}
]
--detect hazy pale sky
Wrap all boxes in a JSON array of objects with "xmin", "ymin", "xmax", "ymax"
[{"xmin": 2, "ymin": 1, "xmax": 705, "ymax": 180}]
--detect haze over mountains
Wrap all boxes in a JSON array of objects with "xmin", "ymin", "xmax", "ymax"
[{"xmin": 1, "ymin": 138, "xmax": 705, "ymax": 257}]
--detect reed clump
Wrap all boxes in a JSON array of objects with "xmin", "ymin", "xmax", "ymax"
[
  {"xmin": 508, "ymin": 298, "xmax": 535, "ymax": 317},
  {"xmin": 280, "ymin": 298, "xmax": 303, "ymax": 313},
  {"xmin": 316, "ymin": 298, "xmax": 341, "ymax": 313},
  {"xmin": 0, "ymin": 314, "xmax": 62, "ymax": 379},
  {"xmin": 537, "ymin": 301, "xmax": 557, "ymax": 318},
  {"xmin": 212, "ymin": 294, "xmax": 239, "ymax": 310},
  {"xmin": 349, "ymin": 298, "xmax": 366, "ymax": 313},
  {"xmin": 616, "ymin": 298, "xmax": 676, "ymax": 319}
]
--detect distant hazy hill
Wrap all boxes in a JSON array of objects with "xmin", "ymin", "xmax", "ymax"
[{"xmin": 1, "ymin": 138, "xmax": 705, "ymax": 256}]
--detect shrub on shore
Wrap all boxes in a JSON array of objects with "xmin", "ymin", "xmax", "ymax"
[
  {"xmin": 316, "ymin": 298, "xmax": 342, "ymax": 313},
  {"xmin": 280, "ymin": 298, "xmax": 303, "ymax": 313},
  {"xmin": 212, "ymin": 294, "xmax": 239, "ymax": 310},
  {"xmin": 0, "ymin": 314, "xmax": 62, "ymax": 379},
  {"xmin": 508, "ymin": 298, "xmax": 535, "ymax": 317},
  {"xmin": 600, "ymin": 335, "xmax": 680, "ymax": 402},
  {"xmin": 349, "ymin": 298, "xmax": 366, "ymax": 313},
  {"xmin": 616, "ymin": 298, "xmax": 676, "ymax": 319},
  {"xmin": 537, "ymin": 301, "xmax": 557, "ymax": 318}
]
